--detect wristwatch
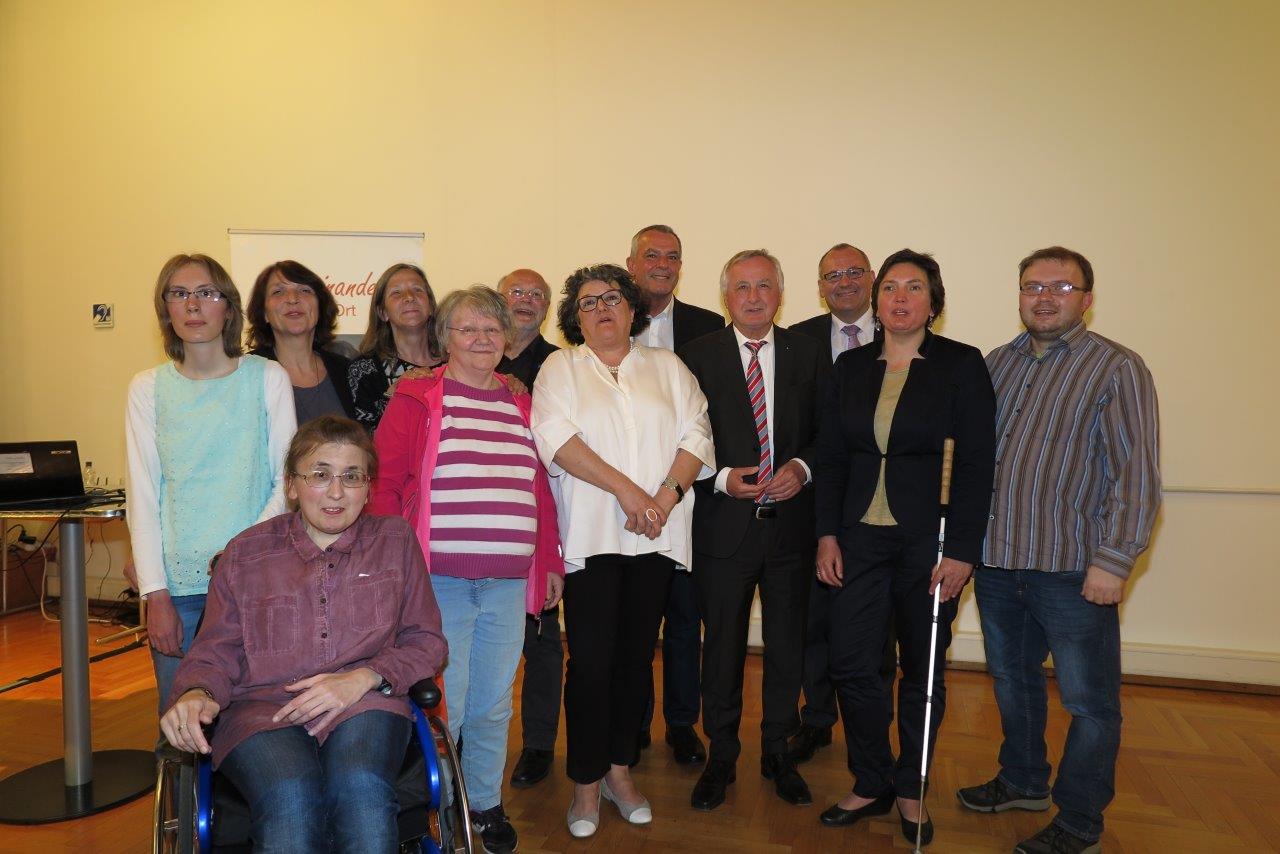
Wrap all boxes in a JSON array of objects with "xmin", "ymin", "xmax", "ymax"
[
  {"xmin": 375, "ymin": 675, "xmax": 393, "ymax": 696},
  {"xmin": 660, "ymin": 476, "xmax": 685, "ymax": 501}
]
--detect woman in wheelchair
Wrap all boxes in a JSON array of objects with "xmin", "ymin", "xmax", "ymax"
[{"xmin": 160, "ymin": 415, "xmax": 447, "ymax": 853}]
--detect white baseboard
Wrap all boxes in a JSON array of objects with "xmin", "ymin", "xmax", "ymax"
[
  {"xmin": 936, "ymin": 630, "xmax": 1280, "ymax": 687},
  {"xmin": 746, "ymin": 621, "xmax": 1280, "ymax": 687}
]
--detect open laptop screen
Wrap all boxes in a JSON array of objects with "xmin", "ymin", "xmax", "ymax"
[{"xmin": 0, "ymin": 441, "xmax": 85, "ymax": 505}]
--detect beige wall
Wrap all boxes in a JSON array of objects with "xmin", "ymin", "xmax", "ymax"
[{"xmin": 3, "ymin": 1, "xmax": 1278, "ymax": 678}]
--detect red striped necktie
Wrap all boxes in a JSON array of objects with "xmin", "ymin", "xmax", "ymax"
[{"xmin": 745, "ymin": 340, "xmax": 771, "ymax": 500}]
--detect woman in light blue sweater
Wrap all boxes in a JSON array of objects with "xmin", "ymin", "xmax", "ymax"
[{"xmin": 126, "ymin": 253, "xmax": 296, "ymax": 714}]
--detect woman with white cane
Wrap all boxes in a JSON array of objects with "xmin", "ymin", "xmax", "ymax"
[{"xmin": 813, "ymin": 250, "xmax": 995, "ymax": 845}]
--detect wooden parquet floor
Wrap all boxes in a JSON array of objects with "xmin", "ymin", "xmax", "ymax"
[{"xmin": 0, "ymin": 609, "xmax": 1277, "ymax": 852}]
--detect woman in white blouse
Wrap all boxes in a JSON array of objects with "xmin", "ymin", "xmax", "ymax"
[{"xmin": 532, "ymin": 264, "xmax": 714, "ymax": 838}]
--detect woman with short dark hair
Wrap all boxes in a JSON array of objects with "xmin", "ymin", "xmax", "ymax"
[{"xmin": 531, "ymin": 264, "xmax": 714, "ymax": 837}]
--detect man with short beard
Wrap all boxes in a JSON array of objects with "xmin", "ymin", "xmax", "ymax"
[{"xmin": 957, "ymin": 246, "xmax": 1160, "ymax": 854}]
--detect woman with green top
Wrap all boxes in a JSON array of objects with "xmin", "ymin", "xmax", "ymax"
[
  {"xmin": 126, "ymin": 253, "xmax": 296, "ymax": 715},
  {"xmin": 812, "ymin": 249, "xmax": 995, "ymax": 845}
]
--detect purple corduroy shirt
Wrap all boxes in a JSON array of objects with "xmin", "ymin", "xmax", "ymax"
[{"xmin": 168, "ymin": 511, "xmax": 447, "ymax": 768}]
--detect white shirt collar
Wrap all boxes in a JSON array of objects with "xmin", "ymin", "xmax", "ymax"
[
  {"xmin": 732, "ymin": 324, "xmax": 776, "ymax": 349},
  {"xmin": 829, "ymin": 308, "xmax": 874, "ymax": 339},
  {"xmin": 648, "ymin": 296, "xmax": 675, "ymax": 322}
]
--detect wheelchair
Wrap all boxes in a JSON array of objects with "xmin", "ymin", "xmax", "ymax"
[{"xmin": 153, "ymin": 678, "xmax": 475, "ymax": 853}]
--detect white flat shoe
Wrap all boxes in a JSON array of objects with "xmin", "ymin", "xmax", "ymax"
[
  {"xmin": 567, "ymin": 790, "xmax": 601, "ymax": 838},
  {"xmin": 601, "ymin": 777, "xmax": 652, "ymax": 825}
]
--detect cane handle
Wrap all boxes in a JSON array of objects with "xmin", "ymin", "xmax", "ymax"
[{"xmin": 940, "ymin": 438, "xmax": 955, "ymax": 506}]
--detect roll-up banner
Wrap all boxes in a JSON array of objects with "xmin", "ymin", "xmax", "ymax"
[{"xmin": 228, "ymin": 229, "xmax": 425, "ymax": 338}]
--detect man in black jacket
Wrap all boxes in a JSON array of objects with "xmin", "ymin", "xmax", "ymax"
[
  {"xmin": 786, "ymin": 243, "xmax": 891, "ymax": 765},
  {"xmin": 679, "ymin": 249, "xmax": 828, "ymax": 810},
  {"xmin": 626, "ymin": 224, "xmax": 723, "ymax": 767},
  {"xmin": 497, "ymin": 268, "xmax": 564, "ymax": 790}
]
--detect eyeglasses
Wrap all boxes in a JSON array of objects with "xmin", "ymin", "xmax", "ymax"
[
  {"xmin": 506, "ymin": 287, "xmax": 546, "ymax": 302},
  {"xmin": 446, "ymin": 325, "xmax": 504, "ymax": 340},
  {"xmin": 822, "ymin": 267, "xmax": 871, "ymax": 284},
  {"xmin": 577, "ymin": 290, "xmax": 624, "ymax": 312},
  {"xmin": 294, "ymin": 470, "xmax": 371, "ymax": 489},
  {"xmin": 164, "ymin": 287, "xmax": 225, "ymax": 303},
  {"xmin": 1019, "ymin": 281, "xmax": 1088, "ymax": 296}
]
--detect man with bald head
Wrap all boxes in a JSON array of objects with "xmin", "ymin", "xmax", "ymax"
[
  {"xmin": 497, "ymin": 268, "xmax": 560, "ymax": 389},
  {"xmin": 496, "ymin": 268, "xmax": 564, "ymax": 788},
  {"xmin": 790, "ymin": 243, "xmax": 876, "ymax": 359},
  {"xmin": 626, "ymin": 224, "xmax": 724, "ymax": 767},
  {"xmin": 787, "ymin": 243, "xmax": 891, "ymax": 766}
]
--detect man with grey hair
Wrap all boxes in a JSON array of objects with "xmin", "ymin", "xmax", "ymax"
[
  {"xmin": 626, "ymin": 224, "xmax": 723, "ymax": 767},
  {"xmin": 678, "ymin": 249, "xmax": 827, "ymax": 810},
  {"xmin": 786, "ymin": 243, "xmax": 892, "ymax": 766},
  {"xmin": 496, "ymin": 268, "xmax": 564, "ymax": 789}
]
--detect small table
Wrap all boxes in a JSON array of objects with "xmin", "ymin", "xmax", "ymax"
[{"xmin": 0, "ymin": 502, "xmax": 155, "ymax": 824}]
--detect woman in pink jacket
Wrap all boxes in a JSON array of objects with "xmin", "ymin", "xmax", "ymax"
[{"xmin": 370, "ymin": 285, "xmax": 563, "ymax": 854}]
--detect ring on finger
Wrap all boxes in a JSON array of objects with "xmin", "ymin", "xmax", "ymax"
[{"xmin": 645, "ymin": 508, "xmax": 658, "ymax": 522}]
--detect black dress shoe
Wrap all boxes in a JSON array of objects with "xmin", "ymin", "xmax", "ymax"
[
  {"xmin": 819, "ymin": 791, "xmax": 895, "ymax": 827},
  {"xmin": 666, "ymin": 724, "xmax": 707, "ymax": 765},
  {"xmin": 509, "ymin": 747, "xmax": 553, "ymax": 788},
  {"xmin": 760, "ymin": 752, "xmax": 812, "ymax": 805},
  {"xmin": 898, "ymin": 804, "xmax": 934, "ymax": 846},
  {"xmin": 786, "ymin": 724, "xmax": 832, "ymax": 764},
  {"xmin": 691, "ymin": 759, "xmax": 736, "ymax": 810}
]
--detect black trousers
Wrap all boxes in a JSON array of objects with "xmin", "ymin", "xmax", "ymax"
[
  {"xmin": 828, "ymin": 523, "xmax": 957, "ymax": 799},
  {"xmin": 562, "ymin": 553, "xmax": 675, "ymax": 784},
  {"xmin": 519, "ymin": 606, "xmax": 563, "ymax": 751},
  {"xmin": 693, "ymin": 519, "xmax": 810, "ymax": 762},
  {"xmin": 801, "ymin": 578, "xmax": 899, "ymax": 729},
  {"xmin": 640, "ymin": 568, "xmax": 702, "ymax": 731}
]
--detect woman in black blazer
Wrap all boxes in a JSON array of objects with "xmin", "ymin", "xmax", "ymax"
[{"xmin": 812, "ymin": 249, "xmax": 995, "ymax": 845}]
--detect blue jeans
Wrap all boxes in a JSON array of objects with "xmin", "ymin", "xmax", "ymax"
[
  {"xmin": 150, "ymin": 593, "xmax": 207, "ymax": 715},
  {"xmin": 975, "ymin": 568, "xmax": 1122, "ymax": 843},
  {"xmin": 430, "ymin": 575, "xmax": 526, "ymax": 811},
  {"xmin": 221, "ymin": 710, "xmax": 410, "ymax": 853}
]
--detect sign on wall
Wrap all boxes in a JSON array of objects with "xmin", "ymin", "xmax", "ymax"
[{"xmin": 228, "ymin": 229, "xmax": 425, "ymax": 337}]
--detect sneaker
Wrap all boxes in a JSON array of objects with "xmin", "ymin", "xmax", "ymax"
[
  {"xmin": 470, "ymin": 803, "xmax": 518, "ymax": 854},
  {"xmin": 1014, "ymin": 822, "xmax": 1101, "ymax": 854},
  {"xmin": 956, "ymin": 777, "xmax": 1050, "ymax": 813}
]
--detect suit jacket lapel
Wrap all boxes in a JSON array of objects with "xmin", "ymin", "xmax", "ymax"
[
  {"xmin": 772, "ymin": 329, "xmax": 795, "ymax": 455},
  {"xmin": 709, "ymin": 329, "xmax": 754, "ymax": 455}
]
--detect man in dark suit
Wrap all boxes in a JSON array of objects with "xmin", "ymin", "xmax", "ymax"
[
  {"xmin": 786, "ymin": 242, "xmax": 891, "ymax": 766},
  {"xmin": 626, "ymin": 224, "xmax": 724, "ymax": 766},
  {"xmin": 679, "ymin": 249, "xmax": 828, "ymax": 810}
]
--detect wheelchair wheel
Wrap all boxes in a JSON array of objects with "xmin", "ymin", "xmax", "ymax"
[
  {"xmin": 416, "ymin": 715, "xmax": 476, "ymax": 854},
  {"xmin": 153, "ymin": 750, "xmax": 198, "ymax": 854}
]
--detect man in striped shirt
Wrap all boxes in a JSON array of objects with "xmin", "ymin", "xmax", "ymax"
[{"xmin": 957, "ymin": 246, "xmax": 1160, "ymax": 854}]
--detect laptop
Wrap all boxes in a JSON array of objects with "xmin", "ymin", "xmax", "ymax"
[{"xmin": 0, "ymin": 441, "xmax": 92, "ymax": 510}]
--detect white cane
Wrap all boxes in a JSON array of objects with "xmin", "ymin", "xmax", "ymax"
[{"xmin": 915, "ymin": 437, "xmax": 954, "ymax": 852}]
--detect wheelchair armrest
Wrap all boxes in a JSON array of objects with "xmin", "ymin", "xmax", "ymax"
[{"xmin": 409, "ymin": 677, "xmax": 441, "ymax": 710}]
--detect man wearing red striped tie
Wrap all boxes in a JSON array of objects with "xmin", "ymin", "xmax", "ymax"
[{"xmin": 677, "ymin": 249, "xmax": 830, "ymax": 811}]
